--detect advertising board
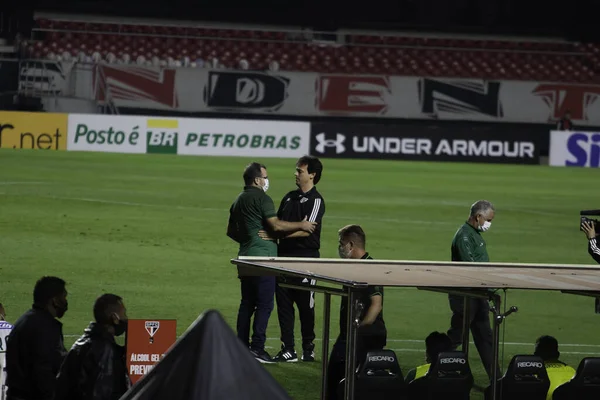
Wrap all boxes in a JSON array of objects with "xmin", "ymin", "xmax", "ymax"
[
  {"xmin": 0, "ymin": 111, "xmax": 67, "ymax": 150},
  {"xmin": 126, "ymin": 319, "xmax": 177, "ymax": 385},
  {"xmin": 67, "ymin": 114, "xmax": 310, "ymax": 158},
  {"xmin": 549, "ymin": 130, "xmax": 600, "ymax": 167},
  {"xmin": 310, "ymin": 122, "xmax": 542, "ymax": 164}
]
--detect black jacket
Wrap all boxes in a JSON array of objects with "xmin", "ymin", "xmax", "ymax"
[
  {"xmin": 6, "ymin": 306, "xmax": 67, "ymax": 400},
  {"xmin": 277, "ymin": 187, "xmax": 325, "ymax": 257},
  {"xmin": 55, "ymin": 322, "xmax": 130, "ymax": 400},
  {"xmin": 589, "ymin": 237, "xmax": 600, "ymax": 264}
]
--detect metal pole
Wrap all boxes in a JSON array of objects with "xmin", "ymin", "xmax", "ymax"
[
  {"xmin": 491, "ymin": 310, "xmax": 500, "ymax": 400},
  {"xmin": 320, "ymin": 293, "xmax": 331, "ymax": 400},
  {"xmin": 344, "ymin": 289, "xmax": 358, "ymax": 400},
  {"xmin": 462, "ymin": 296, "xmax": 470, "ymax": 356},
  {"xmin": 490, "ymin": 302, "xmax": 517, "ymax": 400}
]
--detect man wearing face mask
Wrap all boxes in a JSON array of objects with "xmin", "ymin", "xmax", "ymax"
[
  {"xmin": 227, "ymin": 162, "xmax": 318, "ymax": 363},
  {"xmin": 326, "ymin": 225, "xmax": 386, "ymax": 400},
  {"xmin": 447, "ymin": 200, "xmax": 497, "ymax": 383},
  {"xmin": 6, "ymin": 276, "xmax": 68, "ymax": 400},
  {"xmin": 55, "ymin": 294, "xmax": 130, "ymax": 400}
]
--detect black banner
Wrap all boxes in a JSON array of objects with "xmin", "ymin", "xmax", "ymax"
[
  {"xmin": 310, "ymin": 121, "xmax": 545, "ymax": 164},
  {"xmin": 203, "ymin": 71, "xmax": 289, "ymax": 112}
]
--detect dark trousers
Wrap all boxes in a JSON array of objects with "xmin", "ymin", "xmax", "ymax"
[
  {"xmin": 447, "ymin": 294, "xmax": 499, "ymax": 381},
  {"xmin": 276, "ymin": 276, "xmax": 316, "ymax": 351},
  {"xmin": 326, "ymin": 334, "xmax": 386, "ymax": 400},
  {"xmin": 236, "ymin": 276, "xmax": 276, "ymax": 351}
]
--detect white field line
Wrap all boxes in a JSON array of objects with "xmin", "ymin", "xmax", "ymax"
[
  {"xmin": 259, "ymin": 346, "xmax": 600, "ymax": 356},
  {"xmin": 63, "ymin": 334, "xmax": 600, "ymax": 350},
  {"xmin": 0, "ymin": 181, "xmax": 52, "ymax": 185},
  {"xmin": 0, "ymin": 193, "xmax": 550, "ymax": 231}
]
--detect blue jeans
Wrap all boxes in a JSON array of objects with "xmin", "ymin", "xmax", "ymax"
[{"xmin": 236, "ymin": 276, "xmax": 276, "ymax": 351}]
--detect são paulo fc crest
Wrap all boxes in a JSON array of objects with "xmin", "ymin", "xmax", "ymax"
[{"xmin": 145, "ymin": 321, "xmax": 160, "ymax": 343}]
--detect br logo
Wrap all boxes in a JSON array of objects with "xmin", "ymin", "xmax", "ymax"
[
  {"xmin": 315, "ymin": 133, "xmax": 346, "ymax": 154},
  {"xmin": 145, "ymin": 321, "xmax": 160, "ymax": 344}
]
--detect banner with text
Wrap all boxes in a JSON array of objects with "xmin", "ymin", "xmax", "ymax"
[
  {"xmin": 126, "ymin": 319, "xmax": 177, "ymax": 385},
  {"xmin": 549, "ymin": 130, "xmax": 600, "ymax": 167},
  {"xmin": 0, "ymin": 111, "xmax": 68, "ymax": 150},
  {"xmin": 67, "ymin": 114, "xmax": 310, "ymax": 157},
  {"xmin": 310, "ymin": 122, "xmax": 542, "ymax": 164},
  {"xmin": 64, "ymin": 64, "xmax": 600, "ymax": 126}
]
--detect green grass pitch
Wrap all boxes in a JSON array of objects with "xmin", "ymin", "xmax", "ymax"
[{"xmin": 1, "ymin": 149, "xmax": 600, "ymax": 399}]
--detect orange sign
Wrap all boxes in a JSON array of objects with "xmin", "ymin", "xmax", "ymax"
[{"xmin": 126, "ymin": 319, "xmax": 177, "ymax": 384}]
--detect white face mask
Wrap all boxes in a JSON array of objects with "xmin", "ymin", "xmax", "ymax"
[
  {"xmin": 338, "ymin": 243, "xmax": 351, "ymax": 259},
  {"xmin": 479, "ymin": 220, "xmax": 492, "ymax": 232},
  {"xmin": 262, "ymin": 178, "xmax": 269, "ymax": 193}
]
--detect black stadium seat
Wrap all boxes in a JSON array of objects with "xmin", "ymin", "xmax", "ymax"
[
  {"xmin": 486, "ymin": 355, "xmax": 550, "ymax": 400},
  {"xmin": 408, "ymin": 351, "xmax": 473, "ymax": 400},
  {"xmin": 552, "ymin": 357, "xmax": 600, "ymax": 400},
  {"xmin": 338, "ymin": 349, "xmax": 407, "ymax": 400}
]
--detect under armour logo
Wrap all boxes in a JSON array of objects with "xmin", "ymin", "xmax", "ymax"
[{"xmin": 315, "ymin": 133, "xmax": 346, "ymax": 154}]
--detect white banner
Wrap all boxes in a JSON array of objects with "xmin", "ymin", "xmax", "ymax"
[
  {"xmin": 175, "ymin": 118, "xmax": 309, "ymax": 158},
  {"xmin": 62, "ymin": 63, "xmax": 600, "ymax": 126},
  {"xmin": 67, "ymin": 113, "xmax": 309, "ymax": 158},
  {"xmin": 68, "ymin": 114, "xmax": 148, "ymax": 153},
  {"xmin": 549, "ymin": 130, "xmax": 600, "ymax": 167}
]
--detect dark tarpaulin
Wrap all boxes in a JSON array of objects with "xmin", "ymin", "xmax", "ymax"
[{"xmin": 119, "ymin": 309, "xmax": 292, "ymax": 400}]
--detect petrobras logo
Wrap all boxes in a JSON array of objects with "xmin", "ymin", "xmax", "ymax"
[
  {"xmin": 67, "ymin": 114, "xmax": 309, "ymax": 158},
  {"xmin": 549, "ymin": 130, "xmax": 600, "ymax": 167}
]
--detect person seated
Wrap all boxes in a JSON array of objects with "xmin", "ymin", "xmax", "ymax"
[
  {"xmin": 534, "ymin": 335, "xmax": 576, "ymax": 400},
  {"xmin": 405, "ymin": 331, "xmax": 453, "ymax": 383}
]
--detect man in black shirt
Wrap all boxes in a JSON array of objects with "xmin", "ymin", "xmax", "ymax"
[
  {"xmin": 326, "ymin": 225, "xmax": 386, "ymax": 400},
  {"xmin": 582, "ymin": 219, "xmax": 600, "ymax": 264},
  {"xmin": 55, "ymin": 293, "xmax": 130, "ymax": 400},
  {"xmin": 269, "ymin": 156, "xmax": 325, "ymax": 363},
  {"xmin": 6, "ymin": 276, "xmax": 68, "ymax": 400}
]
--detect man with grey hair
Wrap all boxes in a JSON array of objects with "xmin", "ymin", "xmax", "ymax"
[{"xmin": 447, "ymin": 200, "xmax": 496, "ymax": 383}]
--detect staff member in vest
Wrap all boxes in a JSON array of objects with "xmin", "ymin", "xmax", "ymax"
[
  {"xmin": 271, "ymin": 156, "xmax": 325, "ymax": 363},
  {"xmin": 405, "ymin": 331, "xmax": 453, "ymax": 383},
  {"xmin": 326, "ymin": 225, "xmax": 386, "ymax": 400},
  {"xmin": 227, "ymin": 162, "xmax": 317, "ymax": 364},
  {"xmin": 534, "ymin": 335, "xmax": 576, "ymax": 400},
  {"xmin": 447, "ymin": 200, "xmax": 498, "ymax": 382}
]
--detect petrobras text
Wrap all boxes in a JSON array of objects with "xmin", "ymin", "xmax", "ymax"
[{"xmin": 67, "ymin": 114, "xmax": 310, "ymax": 158}]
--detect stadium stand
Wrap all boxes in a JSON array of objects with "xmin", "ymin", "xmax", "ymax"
[{"xmin": 21, "ymin": 14, "xmax": 599, "ymax": 82}]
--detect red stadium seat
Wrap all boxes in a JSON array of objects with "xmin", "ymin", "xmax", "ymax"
[{"xmin": 25, "ymin": 16, "xmax": 598, "ymax": 82}]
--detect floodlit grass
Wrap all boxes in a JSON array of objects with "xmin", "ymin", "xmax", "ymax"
[{"xmin": 1, "ymin": 150, "xmax": 599, "ymax": 399}]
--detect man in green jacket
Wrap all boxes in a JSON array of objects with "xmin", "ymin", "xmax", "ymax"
[
  {"xmin": 447, "ymin": 200, "xmax": 496, "ymax": 382},
  {"xmin": 227, "ymin": 162, "xmax": 317, "ymax": 363}
]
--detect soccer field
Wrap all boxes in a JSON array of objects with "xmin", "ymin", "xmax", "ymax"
[{"xmin": 1, "ymin": 150, "xmax": 599, "ymax": 399}]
